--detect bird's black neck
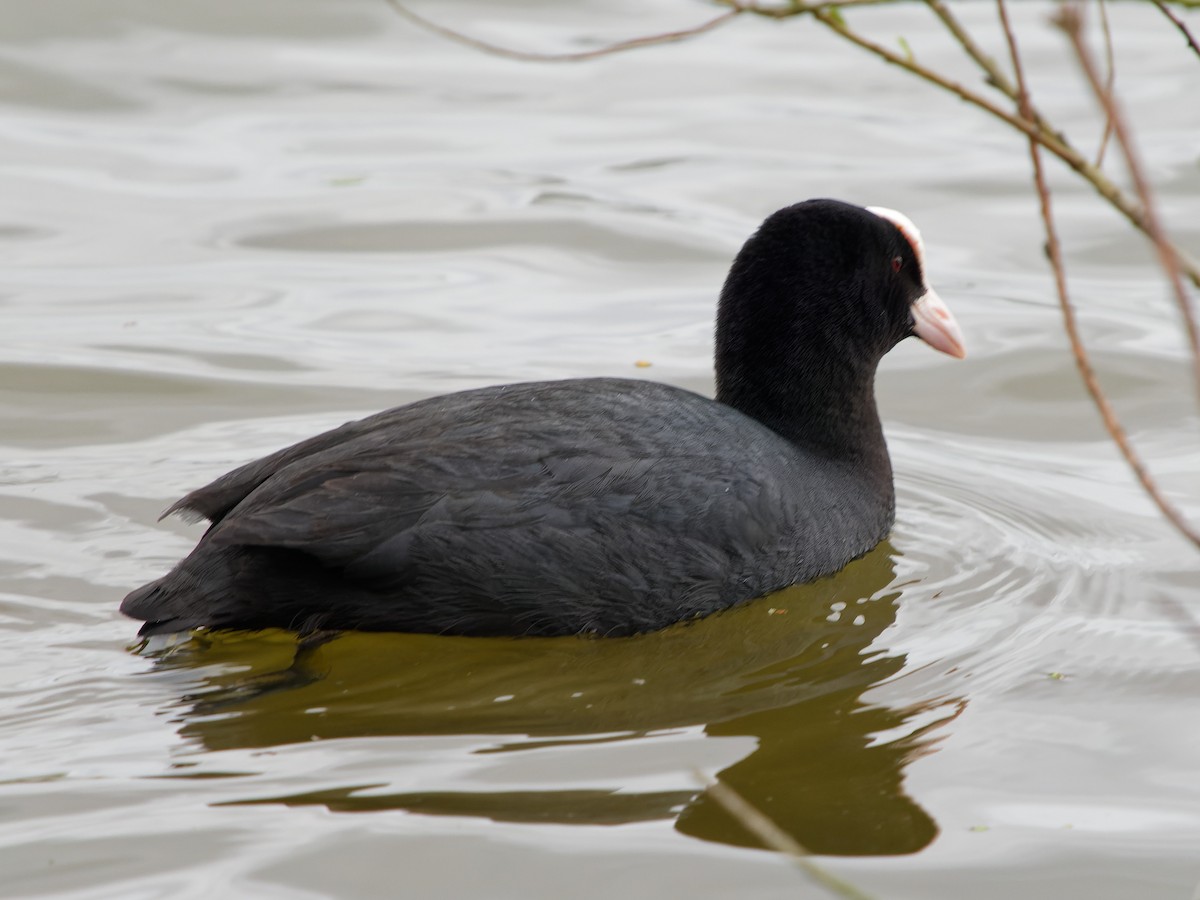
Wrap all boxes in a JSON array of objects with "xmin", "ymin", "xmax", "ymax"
[{"xmin": 715, "ymin": 337, "xmax": 889, "ymax": 470}]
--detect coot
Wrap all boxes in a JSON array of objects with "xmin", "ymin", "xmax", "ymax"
[{"xmin": 122, "ymin": 199, "xmax": 964, "ymax": 638}]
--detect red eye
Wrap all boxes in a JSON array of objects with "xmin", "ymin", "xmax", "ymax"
[{"xmin": 891, "ymin": 256, "xmax": 903, "ymax": 273}]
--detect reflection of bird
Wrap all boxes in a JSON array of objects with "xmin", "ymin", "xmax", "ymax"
[
  {"xmin": 122, "ymin": 199, "xmax": 964, "ymax": 637},
  {"xmin": 164, "ymin": 544, "xmax": 949, "ymax": 857}
]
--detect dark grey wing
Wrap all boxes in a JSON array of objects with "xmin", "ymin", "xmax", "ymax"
[
  {"xmin": 162, "ymin": 406, "xmax": 418, "ymax": 525},
  {"xmin": 203, "ymin": 446, "xmax": 698, "ymax": 573}
]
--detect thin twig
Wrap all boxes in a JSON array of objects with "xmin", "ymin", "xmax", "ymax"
[
  {"xmin": 1058, "ymin": 6, "xmax": 1200, "ymax": 403},
  {"xmin": 694, "ymin": 771, "xmax": 876, "ymax": 900},
  {"xmin": 1095, "ymin": 0, "xmax": 1117, "ymax": 165},
  {"xmin": 384, "ymin": 0, "xmax": 742, "ymax": 62},
  {"xmin": 805, "ymin": 7, "xmax": 1200, "ymax": 288},
  {"xmin": 1153, "ymin": 0, "xmax": 1200, "ymax": 59}
]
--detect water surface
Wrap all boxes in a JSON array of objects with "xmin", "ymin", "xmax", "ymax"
[{"xmin": 2, "ymin": 2, "xmax": 1198, "ymax": 897}]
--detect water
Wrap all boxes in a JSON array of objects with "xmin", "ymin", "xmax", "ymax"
[{"xmin": 2, "ymin": 2, "xmax": 1199, "ymax": 897}]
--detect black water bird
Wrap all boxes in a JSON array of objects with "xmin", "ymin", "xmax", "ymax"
[{"xmin": 122, "ymin": 199, "xmax": 965, "ymax": 638}]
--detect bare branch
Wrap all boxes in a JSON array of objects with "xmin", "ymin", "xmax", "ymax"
[
  {"xmin": 384, "ymin": 0, "xmax": 742, "ymax": 62},
  {"xmin": 1057, "ymin": 6, "xmax": 1200, "ymax": 401},
  {"xmin": 1153, "ymin": 0, "xmax": 1200, "ymax": 59}
]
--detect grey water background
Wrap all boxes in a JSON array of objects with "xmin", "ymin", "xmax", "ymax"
[{"xmin": 2, "ymin": 1, "xmax": 1199, "ymax": 897}]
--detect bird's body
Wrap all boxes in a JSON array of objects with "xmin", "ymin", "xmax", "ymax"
[
  {"xmin": 122, "ymin": 199, "xmax": 965, "ymax": 638},
  {"xmin": 123, "ymin": 378, "xmax": 892, "ymax": 636}
]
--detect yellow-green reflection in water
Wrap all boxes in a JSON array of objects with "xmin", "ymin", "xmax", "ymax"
[{"xmin": 146, "ymin": 543, "xmax": 958, "ymax": 856}]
